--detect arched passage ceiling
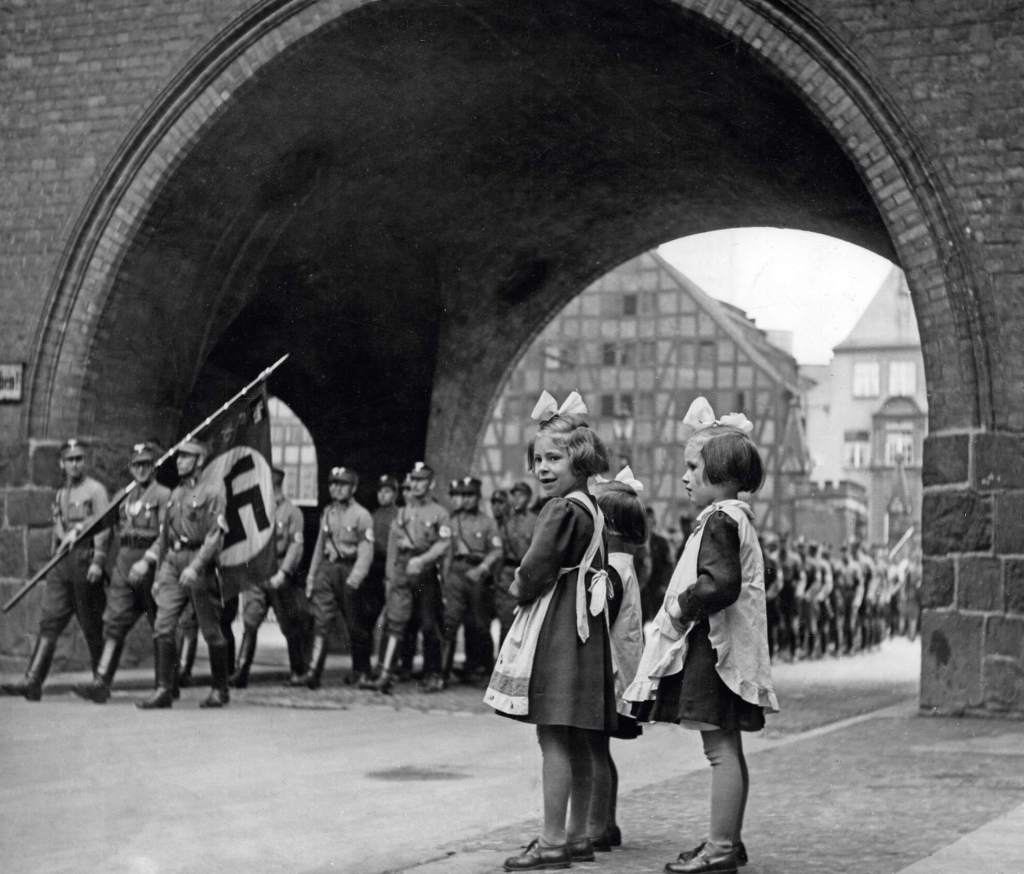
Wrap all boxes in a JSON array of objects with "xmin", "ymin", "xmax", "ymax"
[{"xmin": 87, "ymin": 0, "xmax": 892, "ymax": 477}]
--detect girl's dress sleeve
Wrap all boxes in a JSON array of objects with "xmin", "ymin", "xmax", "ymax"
[
  {"xmin": 676, "ymin": 510, "xmax": 742, "ymax": 623},
  {"xmin": 514, "ymin": 498, "xmax": 578, "ymax": 605}
]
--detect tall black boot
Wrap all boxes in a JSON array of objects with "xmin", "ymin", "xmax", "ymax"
[
  {"xmin": 137, "ymin": 638, "xmax": 176, "ymax": 709},
  {"xmin": 1, "ymin": 635, "xmax": 57, "ymax": 701},
  {"xmin": 439, "ymin": 639, "xmax": 456, "ymax": 688},
  {"xmin": 285, "ymin": 635, "xmax": 307, "ymax": 686},
  {"xmin": 177, "ymin": 630, "xmax": 197, "ymax": 687},
  {"xmin": 229, "ymin": 627, "xmax": 258, "ymax": 689},
  {"xmin": 304, "ymin": 635, "xmax": 328, "ymax": 690},
  {"xmin": 200, "ymin": 643, "xmax": 230, "ymax": 708},
  {"xmin": 73, "ymin": 637, "xmax": 124, "ymax": 704}
]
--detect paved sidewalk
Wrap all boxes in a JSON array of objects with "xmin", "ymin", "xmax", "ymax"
[{"xmin": 397, "ymin": 702, "xmax": 1024, "ymax": 874}]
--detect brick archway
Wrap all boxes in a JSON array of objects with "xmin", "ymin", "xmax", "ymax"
[{"xmin": 19, "ymin": 0, "xmax": 1008, "ymax": 710}]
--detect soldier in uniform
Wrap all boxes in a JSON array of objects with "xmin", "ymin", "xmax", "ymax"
[
  {"xmin": 2, "ymin": 438, "xmax": 110, "ymax": 700},
  {"xmin": 74, "ymin": 441, "xmax": 170, "ymax": 703},
  {"xmin": 131, "ymin": 439, "xmax": 230, "ymax": 709},
  {"xmin": 439, "ymin": 476, "xmax": 503, "ymax": 689},
  {"xmin": 489, "ymin": 489, "xmax": 510, "ymax": 526},
  {"xmin": 494, "ymin": 480, "xmax": 537, "ymax": 646},
  {"xmin": 229, "ymin": 466, "xmax": 306, "ymax": 688},
  {"xmin": 372, "ymin": 461, "xmax": 451, "ymax": 693},
  {"xmin": 360, "ymin": 475, "xmax": 399, "ymax": 688},
  {"xmin": 303, "ymin": 466, "xmax": 374, "ymax": 688}
]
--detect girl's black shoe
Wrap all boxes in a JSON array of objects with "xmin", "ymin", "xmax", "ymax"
[
  {"xmin": 676, "ymin": 840, "xmax": 747, "ymax": 867},
  {"xmin": 503, "ymin": 839, "xmax": 572, "ymax": 871}
]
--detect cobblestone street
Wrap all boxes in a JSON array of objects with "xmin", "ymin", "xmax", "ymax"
[{"xmin": 6, "ymin": 638, "xmax": 1022, "ymax": 873}]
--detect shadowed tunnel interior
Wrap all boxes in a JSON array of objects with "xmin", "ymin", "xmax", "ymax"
[{"xmin": 81, "ymin": 0, "xmax": 893, "ymax": 494}]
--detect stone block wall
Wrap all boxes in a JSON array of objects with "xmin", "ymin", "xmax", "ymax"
[{"xmin": 920, "ymin": 431, "xmax": 1024, "ymax": 714}]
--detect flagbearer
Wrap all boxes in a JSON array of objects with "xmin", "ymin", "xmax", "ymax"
[
  {"xmin": 74, "ymin": 441, "xmax": 170, "ymax": 703},
  {"xmin": 372, "ymin": 462, "xmax": 451, "ymax": 693},
  {"xmin": 2, "ymin": 438, "xmax": 110, "ymax": 701},
  {"xmin": 131, "ymin": 439, "xmax": 231, "ymax": 709},
  {"xmin": 303, "ymin": 466, "xmax": 374, "ymax": 689},
  {"xmin": 230, "ymin": 466, "xmax": 306, "ymax": 688},
  {"xmin": 440, "ymin": 476, "xmax": 503, "ymax": 688}
]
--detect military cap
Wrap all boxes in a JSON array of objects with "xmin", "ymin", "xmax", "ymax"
[
  {"xmin": 177, "ymin": 439, "xmax": 208, "ymax": 457},
  {"xmin": 60, "ymin": 438, "xmax": 86, "ymax": 460},
  {"xmin": 490, "ymin": 489, "xmax": 509, "ymax": 503},
  {"xmin": 328, "ymin": 466, "xmax": 358, "ymax": 484},
  {"xmin": 510, "ymin": 480, "xmax": 533, "ymax": 497},
  {"xmin": 130, "ymin": 441, "xmax": 157, "ymax": 464},
  {"xmin": 449, "ymin": 475, "xmax": 481, "ymax": 496},
  {"xmin": 377, "ymin": 474, "xmax": 398, "ymax": 491},
  {"xmin": 408, "ymin": 461, "xmax": 434, "ymax": 480}
]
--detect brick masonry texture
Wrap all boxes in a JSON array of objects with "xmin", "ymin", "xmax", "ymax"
[{"xmin": 0, "ymin": 1, "xmax": 1021, "ymax": 708}]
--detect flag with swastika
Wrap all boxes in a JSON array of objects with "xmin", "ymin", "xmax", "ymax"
[{"xmin": 199, "ymin": 383, "xmax": 275, "ymax": 600}]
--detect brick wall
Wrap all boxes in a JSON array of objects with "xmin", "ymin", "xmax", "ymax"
[{"xmin": 0, "ymin": 1, "xmax": 1021, "ymax": 702}]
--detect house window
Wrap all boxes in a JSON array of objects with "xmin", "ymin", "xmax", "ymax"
[
  {"xmin": 622, "ymin": 293, "xmax": 638, "ymax": 316},
  {"xmin": 601, "ymin": 394, "xmax": 616, "ymax": 417},
  {"xmin": 884, "ymin": 429, "xmax": 915, "ymax": 466},
  {"xmin": 602, "ymin": 342, "xmax": 617, "ymax": 366},
  {"xmin": 544, "ymin": 344, "xmax": 562, "ymax": 370},
  {"xmin": 888, "ymin": 360, "xmax": 916, "ymax": 396},
  {"xmin": 638, "ymin": 340, "xmax": 656, "ymax": 366},
  {"xmin": 852, "ymin": 362, "xmax": 880, "ymax": 398},
  {"xmin": 843, "ymin": 430, "xmax": 871, "ymax": 468}
]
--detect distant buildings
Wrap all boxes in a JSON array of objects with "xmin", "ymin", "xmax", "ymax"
[
  {"xmin": 801, "ymin": 266, "xmax": 925, "ymax": 548},
  {"xmin": 268, "ymin": 397, "xmax": 318, "ymax": 505},
  {"xmin": 474, "ymin": 251, "xmax": 811, "ymax": 535}
]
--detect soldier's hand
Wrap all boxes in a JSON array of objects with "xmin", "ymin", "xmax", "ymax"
[
  {"xmin": 129, "ymin": 559, "xmax": 150, "ymax": 583},
  {"xmin": 406, "ymin": 557, "xmax": 422, "ymax": 576},
  {"xmin": 466, "ymin": 566, "xmax": 485, "ymax": 583},
  {"xmin": 180, "ymin": 566, "xmax": 200, "ymax": 590},
  {"xmin": 270, "ymin": 570, "xmax": 287, "ymax": 589},
  {"xmin": 86, "ymin": 562, "xmax": 104, "ymax": 584}
]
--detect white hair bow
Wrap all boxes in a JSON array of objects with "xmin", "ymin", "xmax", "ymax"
[
  {"xmin": 681, "ymin": 396, "xmax": 754, "ymax": 438},
  {"xmin": 530, "ymin": 389, "xmax": 588, "ymax": 423},
  {"xmin": 614, "ymin": 465, "xmax": 644, "ymax": 493}
]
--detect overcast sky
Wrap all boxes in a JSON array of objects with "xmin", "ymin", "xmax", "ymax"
[{"xmin": 658, "ymin": 228, "xmax": 895, "ymax": 365}]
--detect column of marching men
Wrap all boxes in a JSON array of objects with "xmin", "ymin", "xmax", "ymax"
[{"xmin": 1, "ymin": 435, "xmax": 921, "ymax": 707}]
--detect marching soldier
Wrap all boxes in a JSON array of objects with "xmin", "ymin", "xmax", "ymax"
[
  {"xmin": 372, "ymin": 461, "xmax": 451, "ymax": 693},
  {"xmin": 494, "ymin": 480, "xmax": 537, "ymax": 646},
  {"xmin": 73, "ymin": 441, "xmax": 170, "ymax": 703},
  {"xmin": 439, "ymin": 476, "xmax": 503, "ymax": 689},
  {"xmin": 229, "ymin": 466, "xmax": 306, "ymax": 688},
  {"xmin": 303, "ymin": 466, "xmax": 373, "ymax": 689},
  {"xmin": 132, "ymin": 439, "xmax": 231, "ymax": 709},
  {"xmin": 359, "ymin": 475, "xmax": 399, "ymax": 688},
  {"xmin": 2, "ymin": 438, "xmax": 110, "ymax": 701}
]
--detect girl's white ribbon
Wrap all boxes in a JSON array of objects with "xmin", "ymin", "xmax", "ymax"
[
  {"xmin": 682, "ymin": 396, "xmax": 754, "ymax": 435},
  {"xmin": 614, "ymin": 464, "xmax": 644, "ymax": 493},
  {"xmin": 530, "ymin": 389, "xmax": 588, "ymax": 423}
]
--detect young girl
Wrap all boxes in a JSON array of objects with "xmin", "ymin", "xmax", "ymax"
[
  {"xmin": 592, "ymin": 469, "xmax": 649, "ymax": 851},
  {"xmin": 484, "ymin": 390, "xmax": 618, "ymax": 872},
  {"xmin": 624, "ymin": 398, "xmax": 779, "ymax": 874}
]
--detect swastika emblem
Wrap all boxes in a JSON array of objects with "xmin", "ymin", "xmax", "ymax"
[{"xmin": 206, "ymin": 447, "xmax": 274, "ymax": 567}]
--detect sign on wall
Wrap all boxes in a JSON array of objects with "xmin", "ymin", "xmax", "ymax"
[{"xmin": 0, "ymin": 363, "xmax": 24, "ymax": 402}]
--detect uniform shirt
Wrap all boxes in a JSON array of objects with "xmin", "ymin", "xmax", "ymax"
[
  {"xmin": 146, "ymin": 475, "xmax": 226, "ymax": 572},
  {"xmin": 307, "ymin": 500, "xmax": 373, "ymax": 586},
  {"xmin": 273, "ymin": 494, "xmax": 305, "ymax": 577},
  {"xmin": 372, "ymin": 504, "xmax": 398, "ymax": 560},
  {"xmin": 53, "ymin": 475, "xmax": 111, "ymax": 561},
  {"xmin": 501, "ymin": 508, "xmax": 537, "ymax": 566},
  {"xmin": 117, "ymin": 480, "xmax": 171, "ymax": 546},
  {"xmin": 449, "ymin": 508, "xmax": 503, "ymax": 573},
  {"xmin": 386, "ymin": 498, "xmax": 451, "ymax": 578}
]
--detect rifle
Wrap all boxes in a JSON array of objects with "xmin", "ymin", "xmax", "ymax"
[{"xmin": 2, "ymin": 355, "xmax": 289, "ymax": 613}]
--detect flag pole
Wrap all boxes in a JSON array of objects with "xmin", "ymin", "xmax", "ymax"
[{"xmin": 2, "ymin": 355, "xmax": 289, "ymax": 613}]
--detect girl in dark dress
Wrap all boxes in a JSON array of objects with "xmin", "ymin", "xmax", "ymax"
[
  {"xmin": 484, "ymin": 391, "xmax": 617, "ymax": 872},
  {"xmin": 624, "ymin": 400, "xmax": 779, "ymax": 874}
]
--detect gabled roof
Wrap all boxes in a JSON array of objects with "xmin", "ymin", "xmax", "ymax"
[
  {"xmin": 650, "ymin": 252, "xmax": 803, "ymax": 395},
  {"xmin": 835, "ymin": 265, "xmax": 919, "ymax": 352}
]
